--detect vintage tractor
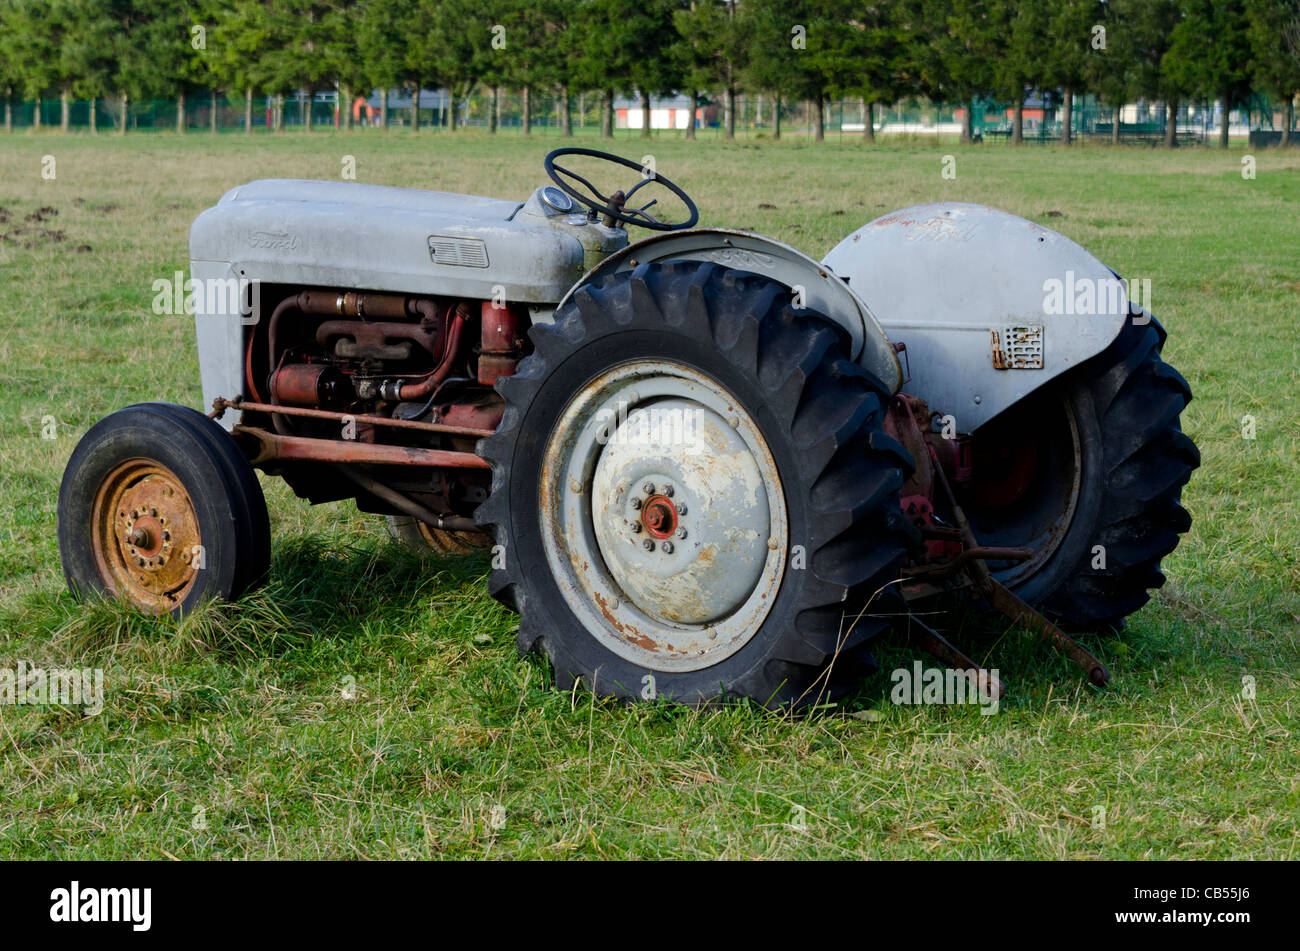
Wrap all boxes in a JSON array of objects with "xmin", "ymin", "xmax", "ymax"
[{"xmin": 57, "ymin": 148, "xmax": 1199, "ymax": 705}]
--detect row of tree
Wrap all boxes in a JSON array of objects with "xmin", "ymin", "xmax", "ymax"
[{"xmin": 2, "ymin": 1, "xmax": 1298, "ymax": 146}]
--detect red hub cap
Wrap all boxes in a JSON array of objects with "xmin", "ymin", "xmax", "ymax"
[{"xmin": 640, "ymin": 494, "xmax": 679, "ymax": 539}]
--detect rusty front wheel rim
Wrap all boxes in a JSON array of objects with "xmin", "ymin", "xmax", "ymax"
[{"xmin": 90, "ymin": 458, "xmax": 202, "ymax": 614}]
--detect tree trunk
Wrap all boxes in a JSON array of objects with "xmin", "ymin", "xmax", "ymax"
[
  {"xmin": 1164, "ymin": 97, "xmax": 1178, "ymax": 148},
  {"xmin": 1282, "ymin": 97, "xmax": 1294, "ymax": 146},
  {"xmin": 522, "ymin": 85, "xmax": 531, "ymax": 134},
  {"xmin": 1061, "ymin": 89, "xmax": 1072, "ymax": 145},
  {"xmin": 60, "ymin": 88, "xmax": 69, "ymax": 132},
  {"xmin": 640, "ymin": 89, "xmax": 651, "ymax": 137},
  {"xmin": 304, "ymin": 91, "xmax": 313, "ymax": 131},
  {"xmin": 725, "ymin": 86, "xmax": 735, "ymax": 139},
  {"xmin": 601, "ymin": 89, "xmax": 613, "ymax": 138},
  {"xmin": 685, "ymin": 92, "xmax": 696, "ymax": 140},
  {"xmin": 773, "ymin": 95, "xmax": 782, "ymax": 140},
  {"xmin": 561, "ymin": 85, "xmax": 572, "ymax": 136},
  {"xmin": 380, "ymin": 88, "xmax": 387, "ymax": 128},
  {"xmin": 118, "ymin": 90, "xmax": 127, "ymax": 135},
  {"xmin": 411, "ymin": 85, "xmax": 419, "ymax": 131},
  {"xmin": 340, "ymin": 86, "xmax": 350, "ymax": 130},
  {"xmin": 4, "ymin": 95, "xmax": 10, "ymax": 133},
  {"xmin": 961, "ymin": 97, "xmax": 974, "ymax": 142},
  {"xmin": 1218, "ymin": 91, "xmax": 1229, "ymax": 148},
  {"xmin": 244, "ymin": 89, "xmax": 252, "ymax": 133},
  {"xmin": 489, "ymin": 86, "xmax": 497, "ymax": 132},
  {"xmin": 1012, "ymin": 98, "xmax": 1023, "ymax": 143},
  {"xmin": 177, "ymin": 90, "xmax": 185, "ymax": 134},
  {"xmin": 814, "ymin": 92, "xmax": 825, "ymax": 142},
  {"xmin": 211, "ymin": 90, "xmax": 219, "ymax": 133},
  {"xmin": 1111, "ymin": 103, "xmax": 1121, "ymax": 144},
  {"xmin": 89, "ymin": 96, "xmax": 97, "ymax": 133},
  {"xmin": 864, "ymin": 100, "xmax": 875, "ymax": 142},
  {"xmin": 448, "ymin": 92, "xmax": 458, "ymax": 131}
]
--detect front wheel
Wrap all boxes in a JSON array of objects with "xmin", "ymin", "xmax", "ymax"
[
  {"xmin": 476, "ymin": 261, "xmax": 916, "ymax": 706},
  {"xmin": 58, "ymin": 403, "xmax": 271, "ymax": 617}
]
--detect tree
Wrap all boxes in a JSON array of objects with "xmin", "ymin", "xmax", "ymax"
[
  {"xmin": 1122, "ymin": 0, "xmax": 1184, "ymax": 147},
  {"xmin": 1246, "ymin": 0, "xmax": 1300, "ymax": 144},
  {"xmin": 1166, "ymin": 0, "xmax": 1252, "ymax": 148},
  {"xmin": 356, "ymin": 0, "xmax": 411, "ymax": 129},
  {"xmin": 674, "ymin": 1, "xmax": 752, "ymax": 140},
  {"xmin": 902, "ymin": 0, "xmax": 1000, "ymax": 143},
  {"xmin": 0, "ymin": 0, "xmax": 59, "ymax": 130},
  {"xmin": 818, "ymin": 1, "xmax": 904, "ymax": 143},
  {"xmin": 1086, "ymin": 0, "xmax": 1139, "ymax": 144},
  {"xmin": 746, "ymin": 0, "xmax": 832, "ymax": 140},
  {"xmin": 1045, "ymin": 1, "xmax": 1099, "ymax": 146},
  {"xmin": 994, "ymin": 0, "xmax": 1051, "ymax": 143}
]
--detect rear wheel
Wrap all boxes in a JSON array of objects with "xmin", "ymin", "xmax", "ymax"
[
  {"xmin": 58, "ymin": 403, "xmax": 271, "ymax": 617},
  {"xmin": 956, "ymin": 318, "xmax": 1199, "ymax": 629},
  {"xmin": 476, "ymin": 261, "xmax": 916, "ymax": 706}
]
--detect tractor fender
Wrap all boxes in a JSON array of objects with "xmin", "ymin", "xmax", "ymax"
[
  {"xmin": 557, "ymin": 228, "xmax": 903, "ymax": 394},
  {"xmin": 823, "ymin": 202, "xmax": 1132, "ymax": 431}
]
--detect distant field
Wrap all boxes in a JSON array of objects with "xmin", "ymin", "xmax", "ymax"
[{"xmin": 0, "ymin": 131, "xmax": 1297, "ymax": 859}]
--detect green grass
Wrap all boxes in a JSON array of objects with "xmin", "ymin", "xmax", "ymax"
[{"xmin": 1, "ymin": 131, "xmax": 1297, "ymax": 859}]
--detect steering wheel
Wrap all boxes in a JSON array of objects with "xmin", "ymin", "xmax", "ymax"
[{"xmin": 544, "ymin": 147, "xmax": 699, "ymax": 232}]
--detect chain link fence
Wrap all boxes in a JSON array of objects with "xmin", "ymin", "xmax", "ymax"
[{"xmin": 3, "ymin": 91, "xmax": 1295, "ymax": 143}]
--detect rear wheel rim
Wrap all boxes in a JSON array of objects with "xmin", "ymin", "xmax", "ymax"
[
  {"xmin": 961, "ymin": 395, "xmax": 1082, "ymax": 586},
  {"xmin": 90, "ymin": 458, "xmax": 201, "ymax": 613},
  {"xmin": 539, "ymin": 360, "xmax": 788, "ymax": 673}
]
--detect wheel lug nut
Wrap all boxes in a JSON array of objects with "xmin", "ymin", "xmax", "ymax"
[
  {"xmin": 661, "ymin": 541, "xmax": 674, "ymax": 554},
  {"xmin": 642, "ymin": 482, "xmax": 655, "ymax": 494},
  {"xmin": 642, "ymin": 539, "xmax": 655, "ymax": 551},
  {"xmin": 663, "ymin": 484, "xmax": 674, "ymax": 497},
  {"xmin": 630, "ymin": 498, "xmax": 642, "ymax": 510},
  {"xmin": 632, "ymin": 522, "xmax": 642, "ymax": 533},
  {"xmin": 677, "ymin": 504, "xmax": 687, "ymax": 516},
  {"xmin": 676, "ymin": 528, "xmax": 687, "ymax": 539}
]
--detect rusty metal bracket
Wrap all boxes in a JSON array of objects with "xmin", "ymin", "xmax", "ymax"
[
  {"xmin": 922, "ymin": 443, "xmax": 1111, "ymax": 688},
  {"xmin": 213, "ymin": 397, "xmax": 493, "ymax": 438},
  {"xmin": 904, "ymin": 614, "xmax": 1006, "ymax": 699},
  {"xmin": 234, "ymin": 426, "xmax": 490, "ymax": 469}
]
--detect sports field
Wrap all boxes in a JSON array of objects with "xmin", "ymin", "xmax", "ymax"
[{"xmin": 0, "ymin": 132, "xmax": 1296, "ymax": 859}]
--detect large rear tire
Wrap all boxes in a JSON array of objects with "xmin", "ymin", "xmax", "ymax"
[
  {"xmin": 957, "ymin": 318, "xmax": 1199, "ymax": 629},
  {"xmin": 476, "ymin": 261, "xmax": 916, "ymax": 706}
]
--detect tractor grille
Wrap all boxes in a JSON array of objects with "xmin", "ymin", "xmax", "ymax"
[{"xmin": 428, "ymin": 236, "xmax": 489, "ymax": 268}]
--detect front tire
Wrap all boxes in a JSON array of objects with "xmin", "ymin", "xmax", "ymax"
[
  {"xmin": 58, "ymin": 403, "xmax": 271, "ymax": 617},
  {"xmin": 476, "ymin": 261, "xmax": 916, "ymax": 706}
]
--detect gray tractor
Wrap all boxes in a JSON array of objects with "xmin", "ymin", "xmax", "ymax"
[{"xmin": 57, "ymin": 148, "xmax": 1199, "ymax": 705}]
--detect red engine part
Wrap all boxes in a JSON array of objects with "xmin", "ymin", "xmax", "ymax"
[
  {"xmin": 477, "ymin": 301, "xmax": 526, "ymax": 385},
  {"xmin": 900, "ymin": 494, "xmax": 964, "ymax": 561},
  {"xmin": 270, "ymin": 363, "xmax": 345, "ymax": 407},
  {"xmin": 314, "ymin": 319, "xmax": 440, "ymax": 361}
]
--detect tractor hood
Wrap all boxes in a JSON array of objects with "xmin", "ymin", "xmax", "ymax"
[{"xmin": 189, "ymin": 179, "xmax": 607, "ymax": 303}]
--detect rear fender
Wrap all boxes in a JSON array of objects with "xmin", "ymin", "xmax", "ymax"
[
  {"xmin": 823, "ymin": 203, "xmax": 1134, "ymax": 431},
  {"xmin": 558, "ymin": 228, "xmax": 903, "ymax": 394}
]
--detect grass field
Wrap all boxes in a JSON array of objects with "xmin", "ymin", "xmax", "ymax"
[{"xmin": 0, "ymin": 131, "xmax": 1297, "ymax": 860}]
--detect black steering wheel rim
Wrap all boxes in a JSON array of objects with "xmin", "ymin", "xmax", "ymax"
[{"xmin": 544, "ymin": 147, "xmax": 699, "ymax": 232}]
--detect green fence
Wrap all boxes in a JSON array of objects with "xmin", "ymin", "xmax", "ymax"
[{"xmin": 2, "ymin": 92, "xmax": 1295, "ymax": 143}]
